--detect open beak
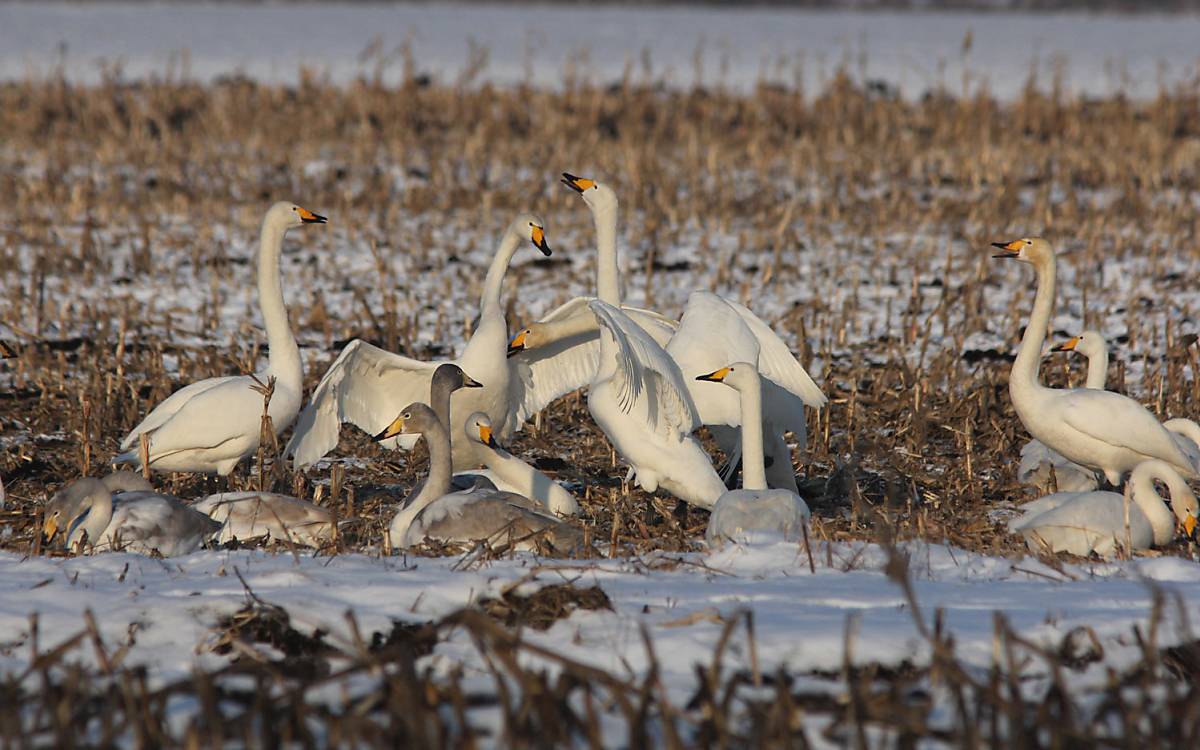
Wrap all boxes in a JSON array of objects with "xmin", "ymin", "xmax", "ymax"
[
  {"xmin": 695, "ymin": 367, "xmax": 731, "ymax": 383},
  {"xmin": 479, "ymin": 425, "xmax": 498, "ymax": 449},
  {"xmin": 507, "ymin": 330, "xmax": 528, "ymax": 359},
  {"xmin": 1050, "ymin": 336, "xmax": 1081, "ymax": 353},
  {"xmin": 374, "ymin": 415, "xmax": 405, "ymax": 442},
  {"xmin": 42, "ymin": 514, "xmax": 59, "ymax": 542},
  {"xmin": 462, "ymin": 372, "xmax": 484, "ymax": 389},
  {"xmin": 530, "ymin": 225, "xmax": 552, "ymax": 256},
  {"xmin": 991, "ymin": 240, "xmax": 1022, "ymax": 259},
  {"xmin": 298, "ymin": 207, "xmax": 328, "ymax": 224},
  {"xmin": 561, "ymin": 172, "xmax": 594, "ymax": 194}
]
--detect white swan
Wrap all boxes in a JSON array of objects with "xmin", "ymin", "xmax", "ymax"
[
  {"xmin": 993, "ymin": 238, "xmax": 1196, "ymax": 484},
  {"xmin": 286, "ymin": 214, "xmax": 550, "ymax": 469},
  {"xmin": 194, "ymin": 492, "xmax": 335, "ymax": 548},
  {"xmin": 696, "ymin": 363, "xmax": 811, "ymax": 547},
  {"xmin": 461, "ymin": 411, "xmax": 580, "ymax": 516},
  {"xmin": 115, "ymin": 201, "xmax": 326, "ymax": 475},
  {"xmin": 1017, "ymin": 331, "xmax": 1109, "ymax": 492},
  {"xmin": 1009, "ymin": 459, "xmax": 1198, "ymax": 556},
  {"xmin": 1164, "ymin": 418, "xmax": 1200, "ymax": 471},
  {"xmin": 42, "ymin": 472, "xmax": 219, "ymax": 556},
  {"xmin": 586, "ymin": 300, "xmax": 725, "ymax": 509},
  {"xmin": 509, "ymin": 175, "xmax": 825, "ymax": 491},
  {"xmin": 377, "ymin": 403, "xmax": 584, "ymax": 552}
]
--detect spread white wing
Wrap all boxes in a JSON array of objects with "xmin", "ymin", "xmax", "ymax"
[{"xmin": 286, "ymin": 339, "xmax": 437, "ymax": 467}]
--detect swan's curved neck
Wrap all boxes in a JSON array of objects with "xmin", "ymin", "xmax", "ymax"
[
  {"xmin": 69, "ymin": 490, "xmax": 114, "ymax": 548},
  {"xmin": 1129, "ymin": 463, "xmax": 1179, "ymax": 545},
  {"xmin": 430, "ymin": 380, "xmax": 454, "ymax": 434},
  {"xmin": 392, "ymin": 422, "xmax": 453, "ymax": 543},
  {"xmin": 1010, "ymin": 256, "xmax": 1056, "ymax": 399},
  {"xmin": 480, "ymin": 228, "xmax": 522, "ymax": 320},
  {"xmin": 593, "ymin": 202, "xmax": 621, "ymax": 305},
  {"xmin": 1085, "ymin": 347, "xmax": 1108, "ymax": 390},
  {"xmin": 258, "ymin": 219, "xmax": 301, "ymax": 383},
  {"xmin": 738, "ymin": 373, "xmax": 768, "ymax": 491}
]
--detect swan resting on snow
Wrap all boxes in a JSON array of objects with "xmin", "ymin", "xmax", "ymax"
[
  {"xmin": 42, "ymin": 472, "xmax": 219, "ymax": 557},
  {"xmin": 115, "ymin": 201, "xmax": 326, "ymax": 475},
  {"xmin": 696, "ymin": 363, "xmax": 811, "ymax": 547},
  {"xmin": 460, "ymin": 411, "xmax": 580, "ymax": 516},
  {"xmin": 194, "ymin": 492, "xmax": 335, "ymax": 548},
  {"xmin": 377, "ymin": 403, "xmax": 584, "ymax": 553},
  {"xmin": 1009, "ymin": 459, "xmax": 1198, "ymax": 556}
]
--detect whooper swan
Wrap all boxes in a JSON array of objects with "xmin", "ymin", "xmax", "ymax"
[
  {"xmin": 1009, "ymin": 459, "xmax": 1198, "ymax": 556},
  {"xmin": 377, "ymin": 403, "xmax": 584, "ymax": 553},
  {"xmin": 43, "ymin": 472, "xmax": 219, "ymax": 557},
  {"xmin": 115, "ymin": 202, "xmax": 326, "ymax": 475},
  {"xmin": 461, "ymin": 411, "xmax": 580, "ymax": 516},
  {"xmin": 993, "ymin": 238, "xmax": 1196, "ymax": 484},
  {"xmin": 286, "ymin": 215, "xmax": 550, "ymax": 469},
  {"xmin": 696, "ymin": 363, "xmax": 811, "ymax": 547}
]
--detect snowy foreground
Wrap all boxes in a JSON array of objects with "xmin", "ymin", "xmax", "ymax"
[{"xmin": 3, "ymin": 541, "xmax": 1199, "ymax": 714}]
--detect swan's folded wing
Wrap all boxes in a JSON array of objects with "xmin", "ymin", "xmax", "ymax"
[
  {"xmin": 724, "ymin": 298, "xmax": 826, "ymax": 409},
  {"xmin": 590, "ymin": 300, "xmax": 699, "ymax": 440},
  {"xmin": 134, "ymin": 376, "xmax": 267, "ymax": 457},
  {"xmin": 119, "ymin": 375, "xmax": 243, "ymax": 449},
  {"xmin": 286, "ymin": 339, "xmax": 438, "ymax": 467},
  {"xmin": 1058, "ymin": 389, "xmax": 1195, "ymax": 473}
]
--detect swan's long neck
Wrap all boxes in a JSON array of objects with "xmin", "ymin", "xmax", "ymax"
[
  {"xmin": 593, "ymin": 203, "xmax": 621, "ymax": 305},
  {"xmin": 1129, "ymin": 461, "xmax": 1182, "ymax": 545},
  {"xmin": 1010, "ymin": 256, "xmax": 1056, "ymax": 401},
  {"xmin": 480, "ymin": 228, "xmax": 521, "ymax": 322},
  {"xmin": 258, "ymin": 219, "xmax": 301, "ymax": 384},
  {"xmin": 430, "ymin": 379, "xmax": 453, "ymax": 434},
  {"xmin": 1085, "ymin": 347, "xmax": 1108, "ymax": 390},
  {"xmin": 738, "ymin": 372, "xmax": 768, "ymax": 491},
  {"xmin": 69, "ymin": 490, "xmax": 114, "ymax": 548},
  {"xmin": 391, "ymin": 421, "xmax": 454, "ymax": 544}
]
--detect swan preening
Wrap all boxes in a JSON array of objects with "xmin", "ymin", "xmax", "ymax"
[
  {"xmin": 43, "ymin": 473, "xmax": 336, "ymax": 555},
  {"xmin": 993, "ymin": 238, "xmax": 1197, "ymax": 486},
  {"xmin": 1009, "ymin": 460, "xmax": 1198, "ymax": 556},
  {"xmin": 114, "ymin": 201, "xmax": 326, "ymax": 475}
]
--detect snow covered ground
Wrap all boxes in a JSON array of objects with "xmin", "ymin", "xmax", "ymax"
[
  {"xmin": 3, "ymin": 540, "xmax": 1199, "ymax": 736},
  {"xmin": 2, "ymin": 2, "xmax": 1199, "ymax": 99}
]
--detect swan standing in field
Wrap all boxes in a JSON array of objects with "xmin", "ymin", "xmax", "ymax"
[
  {"xmin": 509, "ymin": 175, "xmax": 825, "ymax": 491},
  {"xmin": 585, "ymin": 300, "xmax": 725, "ymax": 509},
  {"xmin": 461, "ymin": 411, "xmax": 580, "ymax": 516},
  {"xmin": 115, "ymin": 201, "xmax": 326, "ymax": 475},
  {"xmin": 993, "ymin": 238, "xmax": 1196, "ymax": 484},
  {"xmin": 1009, "ymin": 459, "xmax": 1198, "ymax": 556},
  {"xmin": 194, "ymin": 492, "xmax": 335, "ymax": 548},
  {"xmin": 1018, "ymin": 331, "xmax": 1109, "ymax": 492},
  {"xmin": 42, "ymin": 472, "xmax": 219, "ymax": 557},
  {"xmin": 286, "ymin": 214, "xmax": 550, "ymax": 469},
  {"xmin": 696, "ymin": 363, "xmax": 811, "ymax": 547},
  {"xmin": 377, "ymin": 403, "xmax": 583, "ymax": 552}
]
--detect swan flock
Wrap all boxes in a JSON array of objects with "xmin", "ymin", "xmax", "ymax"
[{"xmin": 27, "ymin": 186, "xmax": 1200, "ymax": 560}]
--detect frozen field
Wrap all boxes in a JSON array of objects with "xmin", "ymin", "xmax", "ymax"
[
  {"xmin": 3, "ymin": 2, "xmax": 1200, "ymax": 98},
  {"xmin": 3, "ymin": 18, "xmax": 1200, "ymax": 743}
]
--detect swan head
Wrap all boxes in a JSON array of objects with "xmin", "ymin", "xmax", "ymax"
[
  {"xmin": 374, "ymin": 402, "xmax": 439, "ymax": 442},
  {"xmin": 42, "ymin": 477, "xmax": 106, "ymax": 543},
  {"xmin": 506, "ymin": 324, "xmax": 552, "ymax": 357},
  {"xmin": 990, "ymin": 237, "xmax": 1052, "ymax": 264},
  {"xmin": 268, "ymin": 200, "xmax": 327, "ymax": 230},
  {"xmin": 695, "ymin": 361, "xmax": 759, "ymax": 390},
  {"xmin": 432, "ymin": 363, "xmax": 483, "ymax": 394},
  {"xmin": 511, "ymin": 213, "xmax": 552, "ymax": 256},
  {"xmin": 466, "ymin": 412, "xmax": 500, "ymax": 449},
  {"xmin": 561, "ymin": 172, "xmax": 618, "ymax": 214},
  {"xmin": 1051, "ymin": 331, "xmax": 1105, "ymax": 358}
]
